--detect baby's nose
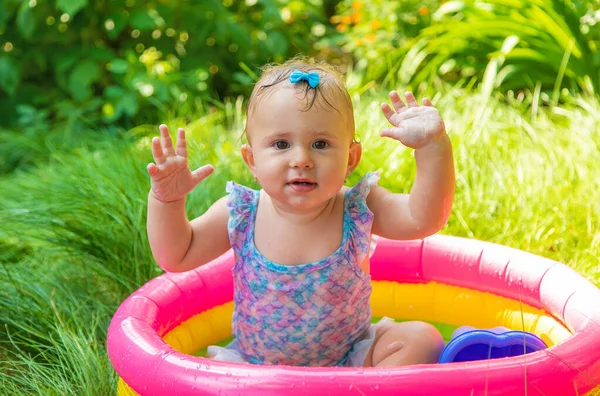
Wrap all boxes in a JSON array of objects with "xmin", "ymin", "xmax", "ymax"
[{"xmin": 290, "ymin": 148, "xmax": 314, "ymax": 168}]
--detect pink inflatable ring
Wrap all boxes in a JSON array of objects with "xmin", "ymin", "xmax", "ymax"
[{"xmin": 107, "ymin": 235, "xmax": 600, "ymax": 395}]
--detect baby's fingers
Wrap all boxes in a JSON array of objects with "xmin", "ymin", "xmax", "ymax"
[
  {"xmin": 191, "ymin": 164, "xmax": 214, "ymax": 186},
  {"xmin": 159, "ymin": 124, "xmax": 176, "ymax": 157},
  {"xmin": 380, "ymin": 126, "xmax": 403, "ymax": 140},
  {"xmin": 404, "ymin": 92, "xmax": 418, "ymax": 107},
  {"xmin": 151, "ymin": 137, "xmax": 166, "ymax": 164},
  {"xmin": 389, "ymin": 91, "xmax": 406, "ymax": 113},
  {"xmin": 147, "ymin": 162, "xmax": 159, "ymax": 176},
  {"xmin": 380, "ymin": 102, "xmax": 396, "ymax": 122},
  {"xmin": 423, "ymin": 97, "xmax": 434, "ymax": 107},
  {"xmin": 175, "ymin": 128, "xmax": 188, "ymax": 158}
]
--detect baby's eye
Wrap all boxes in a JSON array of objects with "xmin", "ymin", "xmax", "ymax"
[
  {"xmin": 273, "ymin": 141, "xmax": 290, "ymax": 150},
  {"xmin": 312, "ymin": 140, "xmax": 328, "ymax": 149}
]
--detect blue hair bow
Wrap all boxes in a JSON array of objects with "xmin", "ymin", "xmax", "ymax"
[{"xmin": 289, "ymin": 69, "xmax": 320, "ymax": 88}]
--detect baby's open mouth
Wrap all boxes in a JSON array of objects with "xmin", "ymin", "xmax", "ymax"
[
  {"xmin": 290, "ymin": 181, "xmax": 315, "ymax": 186},
  {"xmin": 288, "ymin": 180, "xmax": 317, "ymax": 192}
]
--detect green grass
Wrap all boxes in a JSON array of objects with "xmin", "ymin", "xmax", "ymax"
[
  {"xmin": 1, "ymin": 86, "xmax": 599, "ymax": 394},
  {"xmin": 355, "ymin": 88, "xmax": 600, "ymax": 279}
]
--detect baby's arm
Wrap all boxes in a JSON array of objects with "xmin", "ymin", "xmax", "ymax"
[
  {"xmin": 368, "ymin": 92, "xmax": 455, "ymax": 240},
  {"xmin": 147, "ymin": 125, "xmax": 230, "ymax": 272}
]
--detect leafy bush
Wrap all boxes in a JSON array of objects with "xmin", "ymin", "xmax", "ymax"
[
  {"xmin": 330, "ymin": 0, "xmax": 441, "ymax": 88},
  {"xmin": 0, "ymin": 0, "xmax": 330, "ymax": 131},
  {"xmin": 334, "ymin": 0, "xmax": 600, "ymax": 98},
  {"xmin": 394, "ymin": 0, "xmax": 600, "ymax": 97}
]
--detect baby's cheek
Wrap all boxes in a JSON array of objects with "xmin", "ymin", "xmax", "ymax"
[{"xmin": 256, "ymin": 155, "xmax": 278, "ymax": 170}]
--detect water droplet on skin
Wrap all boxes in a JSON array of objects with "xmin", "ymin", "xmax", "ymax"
[
  {"xmin": 349, "ymin": 385, "xmax": 354, "ymax": 390},
  {"xmin": 374, "ymin": 385, "xmax": 380, "ymax": 390}
]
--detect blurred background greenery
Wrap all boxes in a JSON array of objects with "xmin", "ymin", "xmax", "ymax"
[
  {"xmin": 1, "ymin": 0, "xmax": 600, "ymax": 394},
  {"xmin": 2, "ymin": 0, "xmax": 600, "ymax": 173}
]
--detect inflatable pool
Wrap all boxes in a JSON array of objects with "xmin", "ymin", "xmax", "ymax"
[{"xmin": 107, "ymin": 235, "xmax": 600, "ymax": 395}]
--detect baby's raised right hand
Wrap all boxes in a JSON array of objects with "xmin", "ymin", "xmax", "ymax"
[{"xmin": 147, "ymin": 124, "xmax": 214, "ymax": 203}]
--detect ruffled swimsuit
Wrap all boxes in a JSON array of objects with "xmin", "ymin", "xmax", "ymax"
[{"xmin": 208, "ymin": 172, "xmax": 389, "ymax": 367}]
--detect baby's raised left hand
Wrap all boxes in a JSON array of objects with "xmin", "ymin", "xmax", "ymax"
[{"xmin": 380, "ymin": 91, "xmax": 446, "ymax": 150}]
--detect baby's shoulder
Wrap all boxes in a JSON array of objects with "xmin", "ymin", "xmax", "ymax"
[{"xmin": 345, "ymin": 173, "xmax": 381, "ymax": 211}]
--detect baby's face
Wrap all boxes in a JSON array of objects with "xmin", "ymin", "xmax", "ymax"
[{"xmin": 243, "ymin": 87, "xmax": 360, "ymax": 211}]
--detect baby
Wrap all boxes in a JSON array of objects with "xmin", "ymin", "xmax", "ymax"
[{"xmin": 146, "ymin": 59, "xmax": 455, "ymax": 368}]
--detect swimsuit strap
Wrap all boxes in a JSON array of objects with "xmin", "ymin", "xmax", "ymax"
[
  {"xmin": 344, "ymin": 171, "xmax": 380, "ymax": 265},
  {"xmin": 226, "ymin": 181, "xmax": 257, "ymax": 253}
]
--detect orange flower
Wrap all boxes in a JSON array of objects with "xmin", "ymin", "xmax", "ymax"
[
  {"xmin": 330, "ymin": 15, "xmax": 341, "ymax": 24},
  {"xmin": 365, "ymin": 33, "xmax": 376, "ymax": 43},
  {"xmin": 341, "ymin": 15, "xmax": 352, "ymax": 24},
  {"xmin": 370, "ymin": 20, "xmax": 382, "ymax": 30},
  {"xmin": 418, "ymin": 6, "xmax": 430, "ymax": 16},
  {"xmin": 336, "ymin": 24, "xmax": 348, "ymax": 32},
  {"xmin": 351, "ymin": 11, "xmax": 362, "ymax": 24},
  {"xmin": 351, "ymin": 1, "xmax": 364, "ymax": 10}
]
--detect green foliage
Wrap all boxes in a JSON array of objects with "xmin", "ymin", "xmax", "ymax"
[
  {"xmin": 334, "ymin": 0, "xmax": 600, "ymax": 97},
  {"xmin": 395, "ymin": 0, "xmax": 600, "ymax": 96},
  {"xmin": 0, "ymin": 0, "xmax": 330, "ymax": 131},
  {"xmin": 0, "ymin": 264, "xmax": 118, "ymax": 395},
  {"xmin": 330, "ymin": 0, "xmax": 441, "ymax": 87}
]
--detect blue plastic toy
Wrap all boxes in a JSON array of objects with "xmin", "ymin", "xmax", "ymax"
[{"xmin": 439, "ymin": 326, "xmax": 548, "ymax": 364}]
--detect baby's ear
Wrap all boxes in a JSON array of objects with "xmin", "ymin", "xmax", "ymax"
[
  {"xmin": 347, "ymin": 142, "xmax": 362, "ymax": 176},
  {"xmin": 241, "ymin": 144, "xmax": 256, "ymax": 175}
]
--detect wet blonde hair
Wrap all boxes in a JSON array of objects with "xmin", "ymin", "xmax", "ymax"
[{"xmin": 245, "ymin": 57, "xmax": 355, "ymax": 142}]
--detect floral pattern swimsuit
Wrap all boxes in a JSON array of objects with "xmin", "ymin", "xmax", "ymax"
[{"xmin": 207, "ymin": 172, "xmax": 386, "ymax": 367}]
